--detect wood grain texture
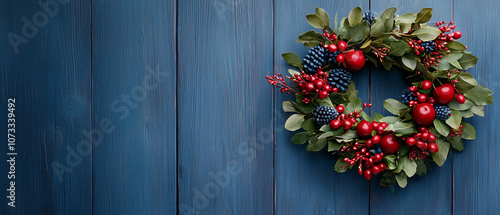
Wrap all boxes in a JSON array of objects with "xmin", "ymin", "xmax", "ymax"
[
  {"xmin": 0, "ymin": 0, "xmax": 92, "ymax": 214},
  {"xmin": 274, "ymin": 1, "xmax": 370, "ymax": 215},
  {"xmin": 369, "ymin": 1, "xmax": 454, "ymax": 215},
  {"xmin": 177, "ymin": 0, "xmax": 274, "ymax": 214},
  {"xmin": 92, "ymin": 0, "xmax": 177, "ymax": 214},
  {"xmin": 452, "ymin": 0, "xmax": 500, "ymax": 214}
]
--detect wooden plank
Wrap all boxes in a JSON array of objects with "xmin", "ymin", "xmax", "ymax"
[
  {"xmin": 274, "ymin": 1, "xmax": 370, "ymax": 214},
  {"xmin": 0, "ymin": 0, "xmax": 91, "ymax": 214},
  {"xmin": 176, "ymin": 0, "xmax": 274, "ymax": 214},
  {"xmin": 369, "ymin": 1, "xmax": 453, "ymax": 215},
  {"xmin": 91, "ymin": 0, "xmax": 177, "ymax": 214},
  {"xmin": 452, "ymin": 0, "xmax": 500, "ymax": 214}
]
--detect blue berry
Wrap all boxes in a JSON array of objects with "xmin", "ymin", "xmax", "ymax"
[
  {"xmin": 434, "ymin": 104, "xmax": 451, "ymax": 120},
  {"xmin": 312, "ymin": 106, "xmax": 339, "ymax": 126},
  {"xmin": 326, "ymin": 51, "xmax": 341, "ymax": 65},
  {"xmin": 363, "ymin": 11, "xmax": 376, "ymax": 27},
  {"xmin": 401, "ymin": 89, "xmax": 417, "ymax": 105},
  {"xmin": 370, "ymin": 144, "xmax": 383, "ymax": 154},
  {"xmin": 421, "ymin": 41, "xmax": 436, "ymax": 54},
  {"xmin": 303, "ymin": 46, "xmax": 326, "ymax": 74},
  {"xmin": 327, "ymin": 68, "xmax": 352, "ymax": 92}
]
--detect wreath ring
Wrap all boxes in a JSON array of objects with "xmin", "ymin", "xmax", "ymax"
[{"xmin": 266, "ymin": 7, "xmax": 493, "ymax": 187}]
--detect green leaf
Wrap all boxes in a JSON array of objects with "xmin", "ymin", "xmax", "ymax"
[
  {"xmin": 301, "ymin": 118, "xmax": 315, "ymax": 131},
  {"xmin": 360, "ymin": 111, "xmax": 372, "ymax": 122},
  {"xmin": 283, "ymin": 101, "xmax": 296, "ymax": 112},
  {"xmin": 395, "ymin": 12, "xmax": 417, "ymax": 33},
  {"xmin": 470, "ymin": 105, "xmax": 485, "ymax": 117},
  {"xmin": 384, "ymin": 99, "xmax": 408, "ymax": 115},
  {"xmin": 402, "ymin": 56, "xmax": 417, "ymax": 70},
  {"xmin": 448, "ymin": 135, "xmax": 465, "ymax": 151},
  {"xmin": 464, "ymin": 86, "xmax": 494, "ymax": 106},
  {"xmin": 382, "ymin": 7, "xmax": 397, "ymax": 32},
  {"xmin": 282, "ymin": 53, "xmax": 303, "ymax": 70},
  {"xmin": 448, "ymin": 99, "xmax": 474, "ymax": 110},
  {"xmin": 389, "ymin": 41, "xmax": 411, "ymax": 56},
  {"xmin": 433, "ymin": 119, "xmax": 450, "ymax": 136},
  {"xmin": 348, "ymin": 22, "xmax": 371, "ymax": 43},
  {"xmin": 411, "ymin": 25, "xmax": 442, "ymax": 41},
  {"xmin": 345, "ymin": 98, "xmax": 362, "ymax": 114},
  {"xmin": 288, "ymin": 69, "xmax": 301, "ymax": 77},
  {"xmin": 396, "ymin": 172, "xmax": 408, "ymax": 188},
  {"xmin": 306, "ymin": 138, "xmax": 327, "ymax": 152},
  {"xmin": 432, "ymin": 138, "xmax": 450, "ymax": 167},
  {"xmin": 458, "ymin": 53, "xmax": 478, "ymax": 70},
  {"xmin": 285, "ymin": 114, "xmax": 305, "ymax": 131},
  {"xmin": 316, "ymin": 7, "xmax": 330, "ymax": 27},
  {"xmin": 447, "ymin": 41, "xmax": 466, "ymax": 51},
  {"xmin": 380, "ymin": 172, "xmax": 397, "ymax": 187},
  {"xmin": 380, "ymin": 116, "xmax": 399, "ymax": 124},
  {"xmin": 456, "ymin": 72, "xmax": 478, "ymax": 93},
  {"xmin": 292, "ymin": 132, "xmax": 310, "ymax": 145},
  {"xmin": 316, "ymin": 96, "xmax": 334, "ymax": 107},
  {"xmin": 335, "ymin": 129, "xmax": 359, "ymax": 142},
  {"xmin": 416, "ymin": 160, "xmax": 427, "ymax": 176},
  {"xmin": 348, "ymin": 7, "xmax": 363, "ymax": 27},
  {"xmin": 346, "ymin": 81, "xmax": 359, "ymax": 101},
  {"xmin": 390, "ymin": 122, "xmax": 417, "ymax": 135},
  {"xmin": 334, "ymin": 158, "xmax": 349, "ymax": 173},
  {"xmin": 400, "ymin": 156, "xmax": 417, "ymax": 177},
  {"xmin": 461, "ymin": 122, "xmax": 476, "ymax": 140},
  {"xmin": 383, "ymin": 155, "xmax": 397, "ymax": 170},
  {"xmin": 445, "ymin": 110, "xmax": 462, "ymax": 129},
  {"xmin": 460, "ymin": 109, "xmax": 474, "ymax": 118},
  {"xmin": 296, "ymin": 30, "xmax": 324, "ymax": 47},
  {"xmin": 415, "ymin": 8, "xmax": 433, "ymax": 24},
  {"xmin": 370, "ymin": 20, "xmax": 385, "ymax": 37},
  {"xmin": 373, "ymin": 112, "xmax": 384, "ymax": 121},
  {"xmin": 306, "ymin": 14, "xmax": 324, "ymax": 28},
  {"xmin": 328, "ymin": 140, "xmax": 342, "ymax": 152}
]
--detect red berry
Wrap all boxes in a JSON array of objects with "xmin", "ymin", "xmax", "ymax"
[
  {"xmin": 421, "ymin": 132, "xmax": 430, "ymax": 142},
  {"xmin": 412, "ymin": 103, "xmax": 436, "ymax": 126},
  {"xmin": 318, "ymin": 90, "xmax": 329, "ymax": 99},
  {"xmin": 338, "ymin": 41, "xmax": 348, "ymax": 51},
  {"xmin": 453, "ymin": 31, "xmax": 462, "ymax": 39},
  {"xmin": 372, "ymin": 166, "xmax": 381, "ymax": 175},
  {"xmin": 373, "ymin": 154, "xmax": 383, "ymax": 163},
  {"xmin": 421, "ymin": 80, "xmax": 432, "ymax": 90},
  {"xmin": 330, "ymin": 119, "xmax": 342, "ymax": 130},
  {"xmin": 456, "ymin": 94, "xmax": 466, "ymax": 104},
  {"xmin": 315, "ymin": 80, "xmax": 324, "ymax": 89},
  {"xmin": 363, "ymin": 169, "xmax": 373, "ymax": 180},
  {"xmin": 305, "ymin": 83, "xmax": 315, "ymax": 92},
  {"xmin": 379, "ymin": 122, "xmax": 388, "ymax": 129},
  {"xmin": 380, "ymin": 134, "xmax": 400, "ymax": 154},
  {"xmin": 358, "ymin": 168, "xmax": 363, "ymax": 175},
  {"xmin": 342, "ymin": 120, "xmax": 353, "ymax": 130},
  {"xmin": 336, "ymin": 54, "xmax": 345, "ymax": 63},
  {"xmin": 350, "ymin": 117, "xmax": 357, "ymax": 124},
  {"xmin": 379, "ymin": 163, "xmax": 387, "ymax": 172},
  {"xmin": 433, "ymin": 83, "xmax": 456, "ymax": 105},
  {"xmin": 356, "ymin": 120, "xmax": 373, "ymax": 137},
  {"xmin": 327, "ymin": 44, "xmax": 338, "ymax": 52},
  {"xmin": 417, "ymin": 127, "xmax": 428, "ymax": 133},
  {"xmin": 372, "ymin": 121, "xmax": 379, "ymax": 128},
  {"xmin": 406, "ymin": 137, "xmax": 417, "ymax": 146},
  {"xmin": 409, "ymin": 86, "xmax": 418, "ymax": 92},
  {"xmin": 366, "ymin": 139, "xmax": 374, "ymax": 147},
  {"xmin": 336, "ymin": 105, "xmax": 345, "ymax": 114},
  {"xmin": 416, "ymin": 140, "xmax": 425, "ymax": 149},
  {"xmin": 428, "ymin": 143, "xmax": 439, "ymax": 153},
  {"xmin": 372, "ymin": 135, "xmax": 381, "ymax": 144},
  {"xmin": 417, "ymin": 94, "xmax": 428, "ymax": 103},
  {"xmin": 428, "ymin": 134, "xmax": 436, "ymax": 143},
  {"xmin": 345, "ymin": 50, "xmax": 365, "ymax": 71},
  {"xmin": 324, "ymin": 84, "xmax": 332, "ymax": 92}
]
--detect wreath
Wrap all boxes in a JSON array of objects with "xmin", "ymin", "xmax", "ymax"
[{"xmin": 266, "ymin": 7, "xmax": 494, "ymax": 188}]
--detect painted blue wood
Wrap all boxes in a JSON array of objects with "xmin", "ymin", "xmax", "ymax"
[
  {"xmin": 0, "ymin": 0, "xmax": 92, "ymax": 214},
  {"xmin": 369, "ymin": 1, "xmax": 453, "ymax": 215},
  {"xmin": 274, "ymin": 1, "xmax": 370, "ymax": 214},
  {"xmin": 452, "ymin": 0, "xmax": 500, "ymax": 214},
  {"xmin": 91, "ymin": 0, "xmax": 177, "ymax": 214},
  {"xmin": 177, "ymin": 0, "xmax": 274, "ymax": 214}
]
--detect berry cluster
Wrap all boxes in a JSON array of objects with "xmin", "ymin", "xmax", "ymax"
[
  {"xmin": 313, "ymin": 106, "xmax": 339, "ymax": 125},
  {"xmin": 266, "ymin": 73, "xmax": 299, "ymax": 95},
  {"xmin": 449, "ymin": 124, "xmax": 464, "ymax": 137},
  {"xmin": 329, "ymin": 103, "xmax": 372, "ymax": 130},
  {"xmin": 434, "ymin": 103, "xmax": 452, "ymax": 120},
  {"xmin": 303, "ymin": 46, "xmax": 327, "ymax": 74},
  {"xmin": 363, "ymin": 11, "xmax": 376, "ymax": 27},
  {"xmin": 341, "ymin": 140, "xmax": 387, "ymax": 180},
  {"xmin": 327, "ymin": 68, "xmax": 352, "ymax": 92},
  {"xmin": 403, "ymin": 128, "xmax": 439, "ymax": 161},
  {"xmin": 420, "ymin": 41, "xmax": 436, "ymax": 54},
  {"xmin": 292, "ymin": 70, "xmax": 335, "ymax": 100},
  {"xmin": 326, "ymin": 51, "xmax": 342, "ymax": 65}
]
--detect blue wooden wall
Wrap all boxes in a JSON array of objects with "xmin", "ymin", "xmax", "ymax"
[{"xmin": 1, "ymin": 0, "xmax": 499, "ymax": 214}]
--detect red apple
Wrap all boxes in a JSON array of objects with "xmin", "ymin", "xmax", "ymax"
[
  {"xmin": 433, "ymin": 83, "xmax": 455, "ymax": 105},
  {"xmin": 380, "ymin": 134, "xmax": 400, "ymax": 154},
  {"xmin": 412, "ymin": 103, "xmax": 436, "ymax": 126},
  {"xmin": 356, "ymin": 120, "xmax": 373, "ymax": 137},
  {"xmin": 345, "ymin": 50, "xmax": 365, "ymax": 71}
]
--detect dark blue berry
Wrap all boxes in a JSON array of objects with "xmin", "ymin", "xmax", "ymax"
[
  {"xmin": 434, "ymin": 104, "xmax": 451, "ymax": 120},
  {"xmin": 312, "ymin": 106, "xmax": 339, "ymax": 126},
  {"xmin": 370, "ymin": 144, "xmax": 383, "ymax": 154},
  {"xmin": 326, "ymin": 51, "xmax": 341, "ymax": 65},
  {"xmin": 401, "ymin": 89, "xmax": 417, "ymax": 105},
  {"xmin": 327, "ymin": 68, "xmax": 352, "ymax": 92},
  {"xmin": 303, "ymin": 46, "xmax": 326, "ymax": 74},
  {"xmin": 421, "ymin": 41, "xmax": 436, "ymax": 54},
  {"xmin": 363, "ymin": 11, "xmax": 376, "ymax": 27}
]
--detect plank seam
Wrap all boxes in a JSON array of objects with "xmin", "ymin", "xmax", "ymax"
[
  {"xmin": 272, "ymin": 0, "xmax": 277, "ymax": 214},
  {"xmin": 368, "ymin": 1, "xmax": 372, "ymax": 215},
  {"xmin": 90, "ymin": 0, "xmax": 94, "ymax": 214},
  {"xmin": 175, "ymin": 0, "xmax": 180, "ymax": 214}
]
